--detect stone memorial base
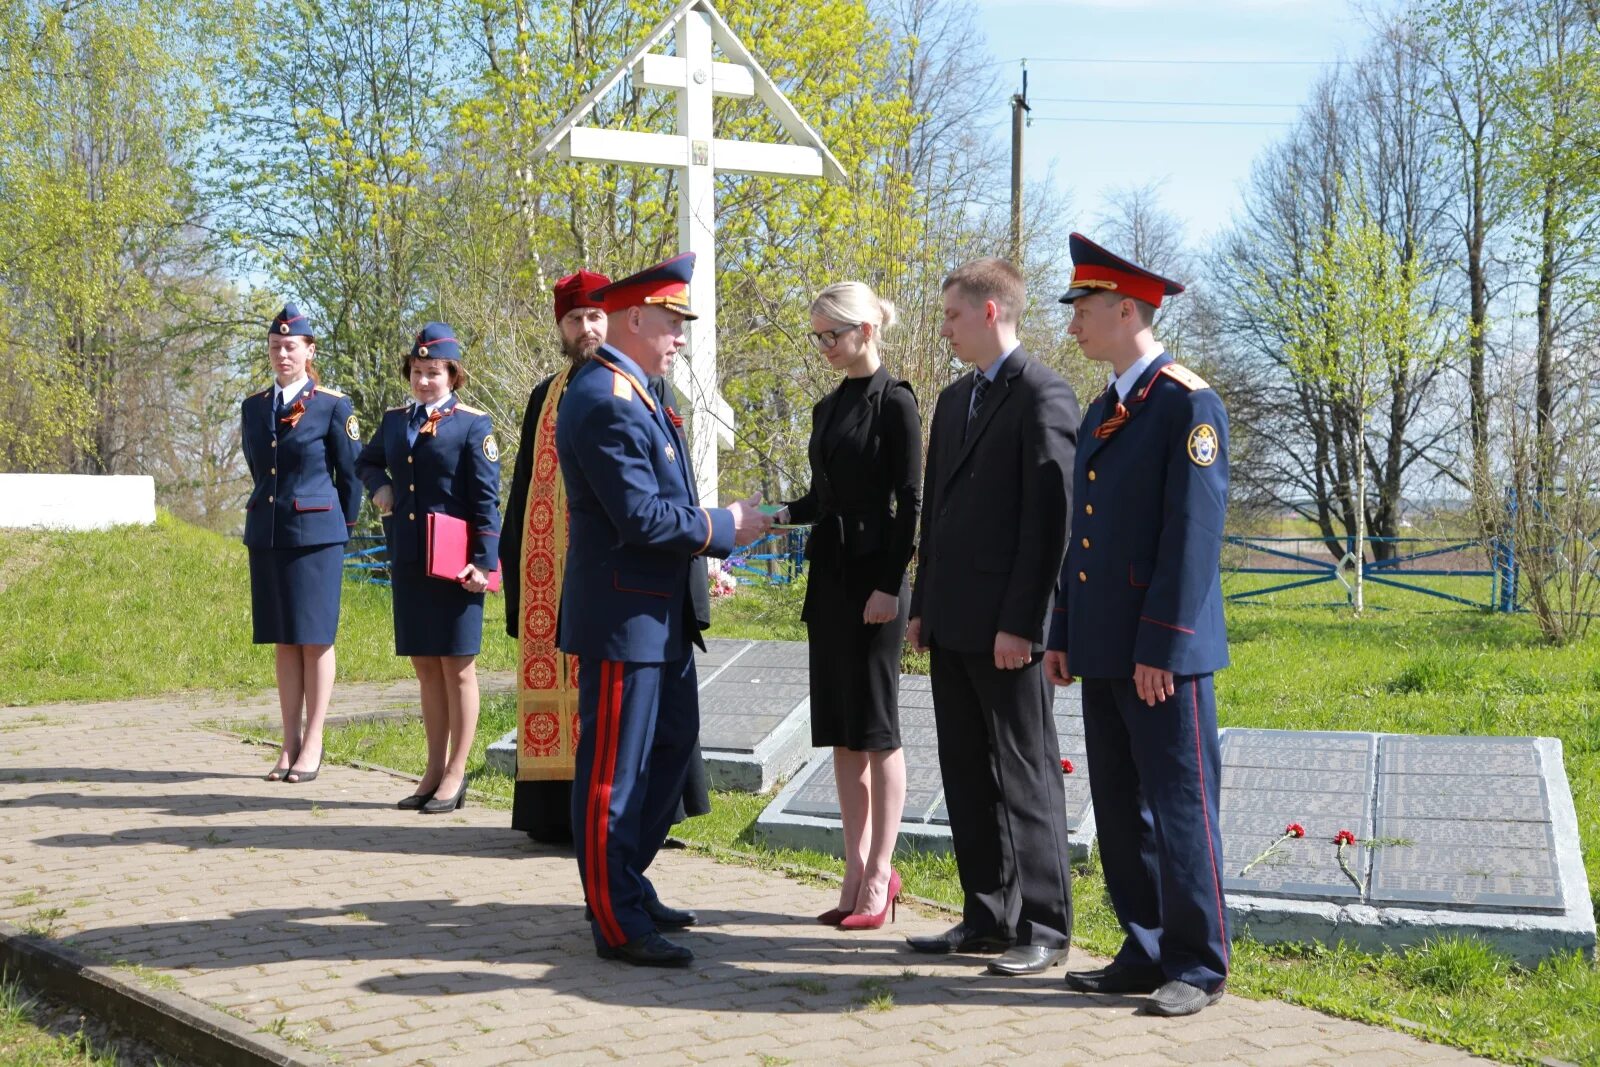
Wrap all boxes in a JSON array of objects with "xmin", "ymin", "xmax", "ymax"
[
  {"xmin": 485, "ymin": 638, "xmax": 814, "ymax": 793},
  {"xmin": 1220, "ymin": 729, "xmax": 1594, "ymax": 965},
  {"xmin": 754, "ymin": 678, "xmax": 1095, "ymax": 862}
]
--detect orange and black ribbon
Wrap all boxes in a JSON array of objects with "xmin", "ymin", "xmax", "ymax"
[
  {"xmin": 1093, "ymin": 393, "xmax": 1130, "ymax": 440},
  {"xmin": 665, "ymin": 405, "xmax": 684, "ymax": 430},
  {"xmin": 278, "ymin": 399, "xmax": 307, "ymax": 430},
  {"xmin": 418, "ymin": 409, "xmax": 449, "ymax": 437}
]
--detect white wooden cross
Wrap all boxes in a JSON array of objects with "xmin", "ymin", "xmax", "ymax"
[{"xmin": 534, "ymin": 0, "xmax": 845, "ymax": 504}]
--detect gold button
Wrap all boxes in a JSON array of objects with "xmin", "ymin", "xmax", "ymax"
[
  {"xmin": 270, "ymin": 440, "xmax": 277, "ymax": 448},
  {"xmin": 409, "ymin": 484, "xmax": 415, "ymax": 491},
  {"xmin": 1088, "ymin": 470, "xmax": 1097, "ymax": 482},
  {"xmin": 269, "ymin": 467, "xmax": 276, "ymax": 475},
  {"xmin": 408, "ymin": 512, "xmax": 415, "ymax": 520},
  {"xmin": 1085, "ymin": 504, "xmax": 1093, "ymax": 515},
  {"xmin": 267, "ymin": 495, "xmax": 274, "ymax": 503},
  {"xmin": 1081, "ymin": 538, "xmax": 1090, "ymax": 549},
  {"xmin": 1077, "ymin": 571, "xmax": 1087, "ymax": 582},
  {"xmin": 406, "ymin": 456, "xmax": 413, "ymax": 464}
]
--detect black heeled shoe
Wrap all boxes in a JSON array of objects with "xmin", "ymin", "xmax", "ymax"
[
  {"xmin": 284, "ymin": 761, "xmax": 321, "ymax": 784},
  {"xmin": 420, "ymin": 784, "xmax": 467, "ymax": 814},
  {"xmin": 397, "ymin": 790, "xmax": 435, "ymax": 810}
]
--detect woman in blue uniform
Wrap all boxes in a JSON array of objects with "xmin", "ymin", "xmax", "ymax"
[
  {"xmin": 357, "ymin": 323, "xmax": 502, "ymax": 814},
  {"xmin": 241, "ymin": 303, "xmax": 362, "ymax": 783}
]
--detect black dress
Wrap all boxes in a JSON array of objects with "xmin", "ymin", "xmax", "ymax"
[{"xmin": 786, "ymin": 367, "xmax": 921, "ymax": 751}]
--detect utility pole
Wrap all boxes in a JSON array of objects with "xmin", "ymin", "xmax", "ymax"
[{"xmin": 1009, "ymin": 63, "xmax": 1030, "ymax": 263}]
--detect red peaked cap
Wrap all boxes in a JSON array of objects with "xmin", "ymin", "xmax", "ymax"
[
  {"xmin": 589, "ymin": 252, "xmax": 698, "ymax": 319},
  {"xmin": 1058, "ymin": 233, "xmax": 1186, "ymax": 308},
  {"xmin": 553, "ymin": 269, "xmax": 611, "ymax": 322}
]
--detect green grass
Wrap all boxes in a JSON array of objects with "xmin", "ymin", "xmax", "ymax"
[
  {"xmin": 0, "ymin": 513, "xmax": 516, "ymax": 706},
  {"xmin": 11, "ymin": 514, "xmax": 1600, "ymax": 1063},
  {"xmin": 0, "ymin": 976, "xmax": 127, "ymax": 1066}
]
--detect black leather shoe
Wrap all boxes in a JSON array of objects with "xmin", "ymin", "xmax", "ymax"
[
  {"xmin": 643, "ymin": 899, "xmax": 697, "ymax": 929},
  {"xmin": 596, "ymin": 931, "xmax": 693, "ymax": 968},
  {"xmin": 987, "ymin": 945, "xmax": 1068, "ymax": 976},
  {"xmin": 1063, "ymin": 964, "xmax": 1164, "ymax": 995},
  {"xmin": 905, "ymin": 922, "xmax": 1013, "ymax": 955},
  {"xmin": 420, "ymin": 785, "xmax": 466, "ymax": 814},
  {"xmin": 1141, "ymin": 979, "xmax": 1224, "ymax": 1016},
  {"xmin": 396, "ymin": 790, "xmax": 435, "ymax": 811}
]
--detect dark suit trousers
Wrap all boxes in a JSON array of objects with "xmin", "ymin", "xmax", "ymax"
[
  {"xmin": 929, "ymin": 647, "xmax": 1074, "ymax": 948},
  {"xmin": 1079, "ymin": 675, "xmax": 1230, "ymax": 991}
]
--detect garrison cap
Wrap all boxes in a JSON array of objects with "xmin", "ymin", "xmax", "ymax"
[
  {"xmin": 1058, "ymin": 233, "xmax": 1185, "ymax": 308},
  {"xmin": 409, "ymin": 321, "xmax": 461, "ymax": 362},
  {"xmin": 270, "ymin": 303, "xmax": 314, "ymax": 338},
  {"xmin": 590, "ymin": 252, "xmax": 698, "ymax": 319},
  {"xmin": 553, "ymin": 269, "xmax": 612, "ymax": 322}
]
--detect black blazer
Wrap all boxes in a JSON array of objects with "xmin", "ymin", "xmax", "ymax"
[
  {"xmin": 786, "ymin": 366, "xmax": 921, "ymax": 596},
  {"xmin": 909, "ymin": 346, "xmax": 1081, "ymax": 655}
]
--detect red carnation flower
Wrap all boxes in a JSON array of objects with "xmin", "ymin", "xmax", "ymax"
[
  {"xmin": 1334, "ymin": 829, "xmax": 1357, "ymax": 846},
  {"xmin": 1285, "ymin": 822, "xmax": 1306, "ymax": 838},
  {"xmin": 1061, "ymin": 758, "xmax": 1074, "ymax": 774}
]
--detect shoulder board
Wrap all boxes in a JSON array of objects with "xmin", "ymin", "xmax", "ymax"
[
  {"xmin": 454, "ymin": 402, "xmax": 486, "ymax": 416},
  {"xmin": 386, "ymin": 404, "xmax": 408, "ymax": 412},
  {"xmin": 612, "ymin": 371, "xmax": 635, "ymax": 402},
  {"xmin": 1158, "ymin": 363, "xmax": 1210, "ymax": 392},
  {"xmin": 317, "ymin": 385, "xmax": 346, "ymax": 398},
  {"xmin": 254, "ymin": 389, "xmax": 271, "ymax": 399}
]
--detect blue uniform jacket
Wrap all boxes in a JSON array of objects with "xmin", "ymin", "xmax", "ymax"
[
  {"xmin": 241, "ymin": 384, "xmax": 361, "ymax": 548},
  {"xmin": 355, "ymin": 395, "xmax": 502, "ymax": 571},
  {"xmin": 555, "ymin": 346, "xmax": 736, "ymax": 663},
  {"xmin": 1048, "ymin": 354, "xmax": 1230, "ymax": 677}
]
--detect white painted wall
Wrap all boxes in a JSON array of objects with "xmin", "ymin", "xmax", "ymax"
[{"xmin": 0, "ymin": 474, "xmax": 158, "ymax": 530}]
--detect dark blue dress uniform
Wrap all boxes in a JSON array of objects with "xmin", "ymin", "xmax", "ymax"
[
  {"xmin": 355, "ymin": 324, "xmax": 502, "ymax": 657},
  {"xmin": 555, "ymin": 254, "xmax": 739, "ymax": 955},
  {"xmin": 240, "ymin": 304, "xmax": 361, "ymax": 645},
  {"xmin": 1049, "ymin": 235, "xmax": 1232, "ymax": 995}
]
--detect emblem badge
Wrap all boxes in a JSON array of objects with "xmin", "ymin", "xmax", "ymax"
[
  {"xmin": 418, "ymin": 345, "xmax": 429, "ymax": 357},
  {"xmin": 664, "ymin": 444, "xmax": 675, "ymax": 462},
  {"xmin": 482, "ymin": 433, "xmax": 499, "ymax": 462},
  {"xmin": 278, "ymin": 322, "xmax": 289, "ymax": 334},
  {"xmin": 1187, "ymin": 423, "xmax": 1219, "ymax": 467},
  {"xmin": 345, "ymin": 414, "xmax": 360, "ymax": 441}
]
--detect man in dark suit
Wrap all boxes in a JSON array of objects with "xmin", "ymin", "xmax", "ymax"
[
  {"xmin": 556, "ymin": 252, "xmax": 768, "ymax": 967},
  {"xmin": 1046, "ymin": 233, "xmax": 1230, "ymax": 1017},
  {"xmin": 906, "ymin": 257, "xmax": 1081, "ymax": 976}
]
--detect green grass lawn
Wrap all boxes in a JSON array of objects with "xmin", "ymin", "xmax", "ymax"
[
  {"xmin": 0, "ymin": 976, "xmax": 139, "ymax": 1066},
  {"xmin": 11, "ymin": 515, "xmax": 1600, "ymax": 1063}
]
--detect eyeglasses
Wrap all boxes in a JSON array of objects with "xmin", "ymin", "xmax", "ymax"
[{"xmin": 807, "ymin": 323, "xmax": 863, "ymax": 350}]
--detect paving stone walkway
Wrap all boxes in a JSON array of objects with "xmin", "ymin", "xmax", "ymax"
[{"xmin": 0, "ymin": 683, "xmax": 1492, "ymax": 1065}]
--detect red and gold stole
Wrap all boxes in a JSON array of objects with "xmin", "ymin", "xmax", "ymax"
[{"xmin": 515, "ymin": 365, "xmax": 582, "ymax": 782}]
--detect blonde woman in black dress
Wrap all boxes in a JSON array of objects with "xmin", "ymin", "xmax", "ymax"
[{"xmin": 776, "ymin": 282, "xmax": 921, "ymax": 929}]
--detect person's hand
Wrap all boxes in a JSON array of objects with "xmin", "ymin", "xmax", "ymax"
[
  {"xmin": 862, "ymin": 590, "xmax": 898, "ymax": 624},
  {"xmin": 1044, "ymin": 650, "xmax": 1074, "ymax": 687},
  {"xmin": 457, "ymin": 563, "xmax": 489, "ymax": 594},
  {"xmin": 906, "ymin": 616, "xmax": 927, "ymax": 653},
  {"xmin": 1133, "ymin": 663, "xmax": 1175, "ymax": 706},
  {"xmin": 993, "ymin": 631, "xmax": 1033, "ymax": 670},
  {"xmin": 372, "ymin": 485, "xmax": 394, "ymax": 515},
  {"xmin": 727, "ymin": 492, "xmax": 771, "ymax": 546}
]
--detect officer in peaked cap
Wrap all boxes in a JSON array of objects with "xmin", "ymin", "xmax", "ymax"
[
  {"xmin": 1044, "ymin": 233, "xmax": 1232, "ymax": 1016},
  {"xmin": 241, "ymin": 303, "xmax": 362, "ymax": 784},
  {"xmin": 555, "ymin": 252, "xmax": 769, "ymax": 967},
  {"xmin": 356, "ymin": 322, "xmax": 502, "ymax": 814}
]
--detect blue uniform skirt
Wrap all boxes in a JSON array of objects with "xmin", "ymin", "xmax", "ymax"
[
  {"xmin": 248, "ymin": 544, "xmax": 344, "ymax": 645},
  {"xmin": 390, "ymin": 561, "xmax": 485, "ymax": 657}
]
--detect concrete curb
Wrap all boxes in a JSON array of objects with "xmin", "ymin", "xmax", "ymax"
[{"xmin": 0, "ymin": 920, "xmax": 327, "ymax": 1067}]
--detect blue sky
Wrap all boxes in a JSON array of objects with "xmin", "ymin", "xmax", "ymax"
[{"xmin": 972, "ymin": 0, "xmax": 1399, "ymax": 246}]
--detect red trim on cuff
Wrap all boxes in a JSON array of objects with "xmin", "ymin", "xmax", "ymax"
[{"xmin": 1140, "ymin": 615, "xmax": 1195, "ymax": 635}]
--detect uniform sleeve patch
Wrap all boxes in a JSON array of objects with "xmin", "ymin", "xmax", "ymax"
[
  {"xmin": 1187, "ymin": 423, "xmax": 1219, "ymax": 467},
  {"xmin": 482, "ymin": 433, "xmax": 500, "ymax": 462},
  {"xmin": 345, "ymin": 414, "xmax": 360, "ymax": 440}
]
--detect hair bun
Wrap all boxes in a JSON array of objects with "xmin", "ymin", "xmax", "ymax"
[{"xmin": 877, "ymin": 297, "xmax": 898, "ymax": 333}]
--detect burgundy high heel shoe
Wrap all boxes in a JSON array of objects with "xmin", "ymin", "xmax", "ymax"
[{"xmin": 838, "ymin": 869, "xmax": 901, "ymax": 931}]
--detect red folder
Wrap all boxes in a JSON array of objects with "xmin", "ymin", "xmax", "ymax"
[{"xmin": 425, "ymin": 511, "xmax": 502, "ymax": 593}]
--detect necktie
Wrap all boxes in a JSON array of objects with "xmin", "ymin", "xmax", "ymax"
[
  {"xmin": 1094, "ymin": 388, "xmax": 1130, "ymax": 440},
  {"xmin": 965, "ymin": 371, "xmax": 990, "ymax": 440},
  {"xmin": 407, "ymin": 404, "xmax": 428, "ymax": 447}
]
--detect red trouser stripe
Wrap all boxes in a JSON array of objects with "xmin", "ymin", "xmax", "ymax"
[
  {"xmin": 1191, "ymin": 678, "xmax": 1229, "ymax": 970},
  {"xmin": 586, "ymin": 660, "xmax": 627, "ymax": 947}
]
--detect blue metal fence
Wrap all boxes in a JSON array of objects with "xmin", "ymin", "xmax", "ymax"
[{"xmin": 1222, "ymin": 534, "xmax": 1508, "ymax": 610}]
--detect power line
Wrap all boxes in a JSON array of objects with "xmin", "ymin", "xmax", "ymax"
[
  {"xmin": 1005, "ymin": 56, "xmax": 1333, "ymax": 66},
  {"xmin": 1029, "ymin": 115, "xmax": 1295, "ymax": 127},
  {"xmin": 1030, "ymin": 96, "xmax": 1301, "ymax": 109}
]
